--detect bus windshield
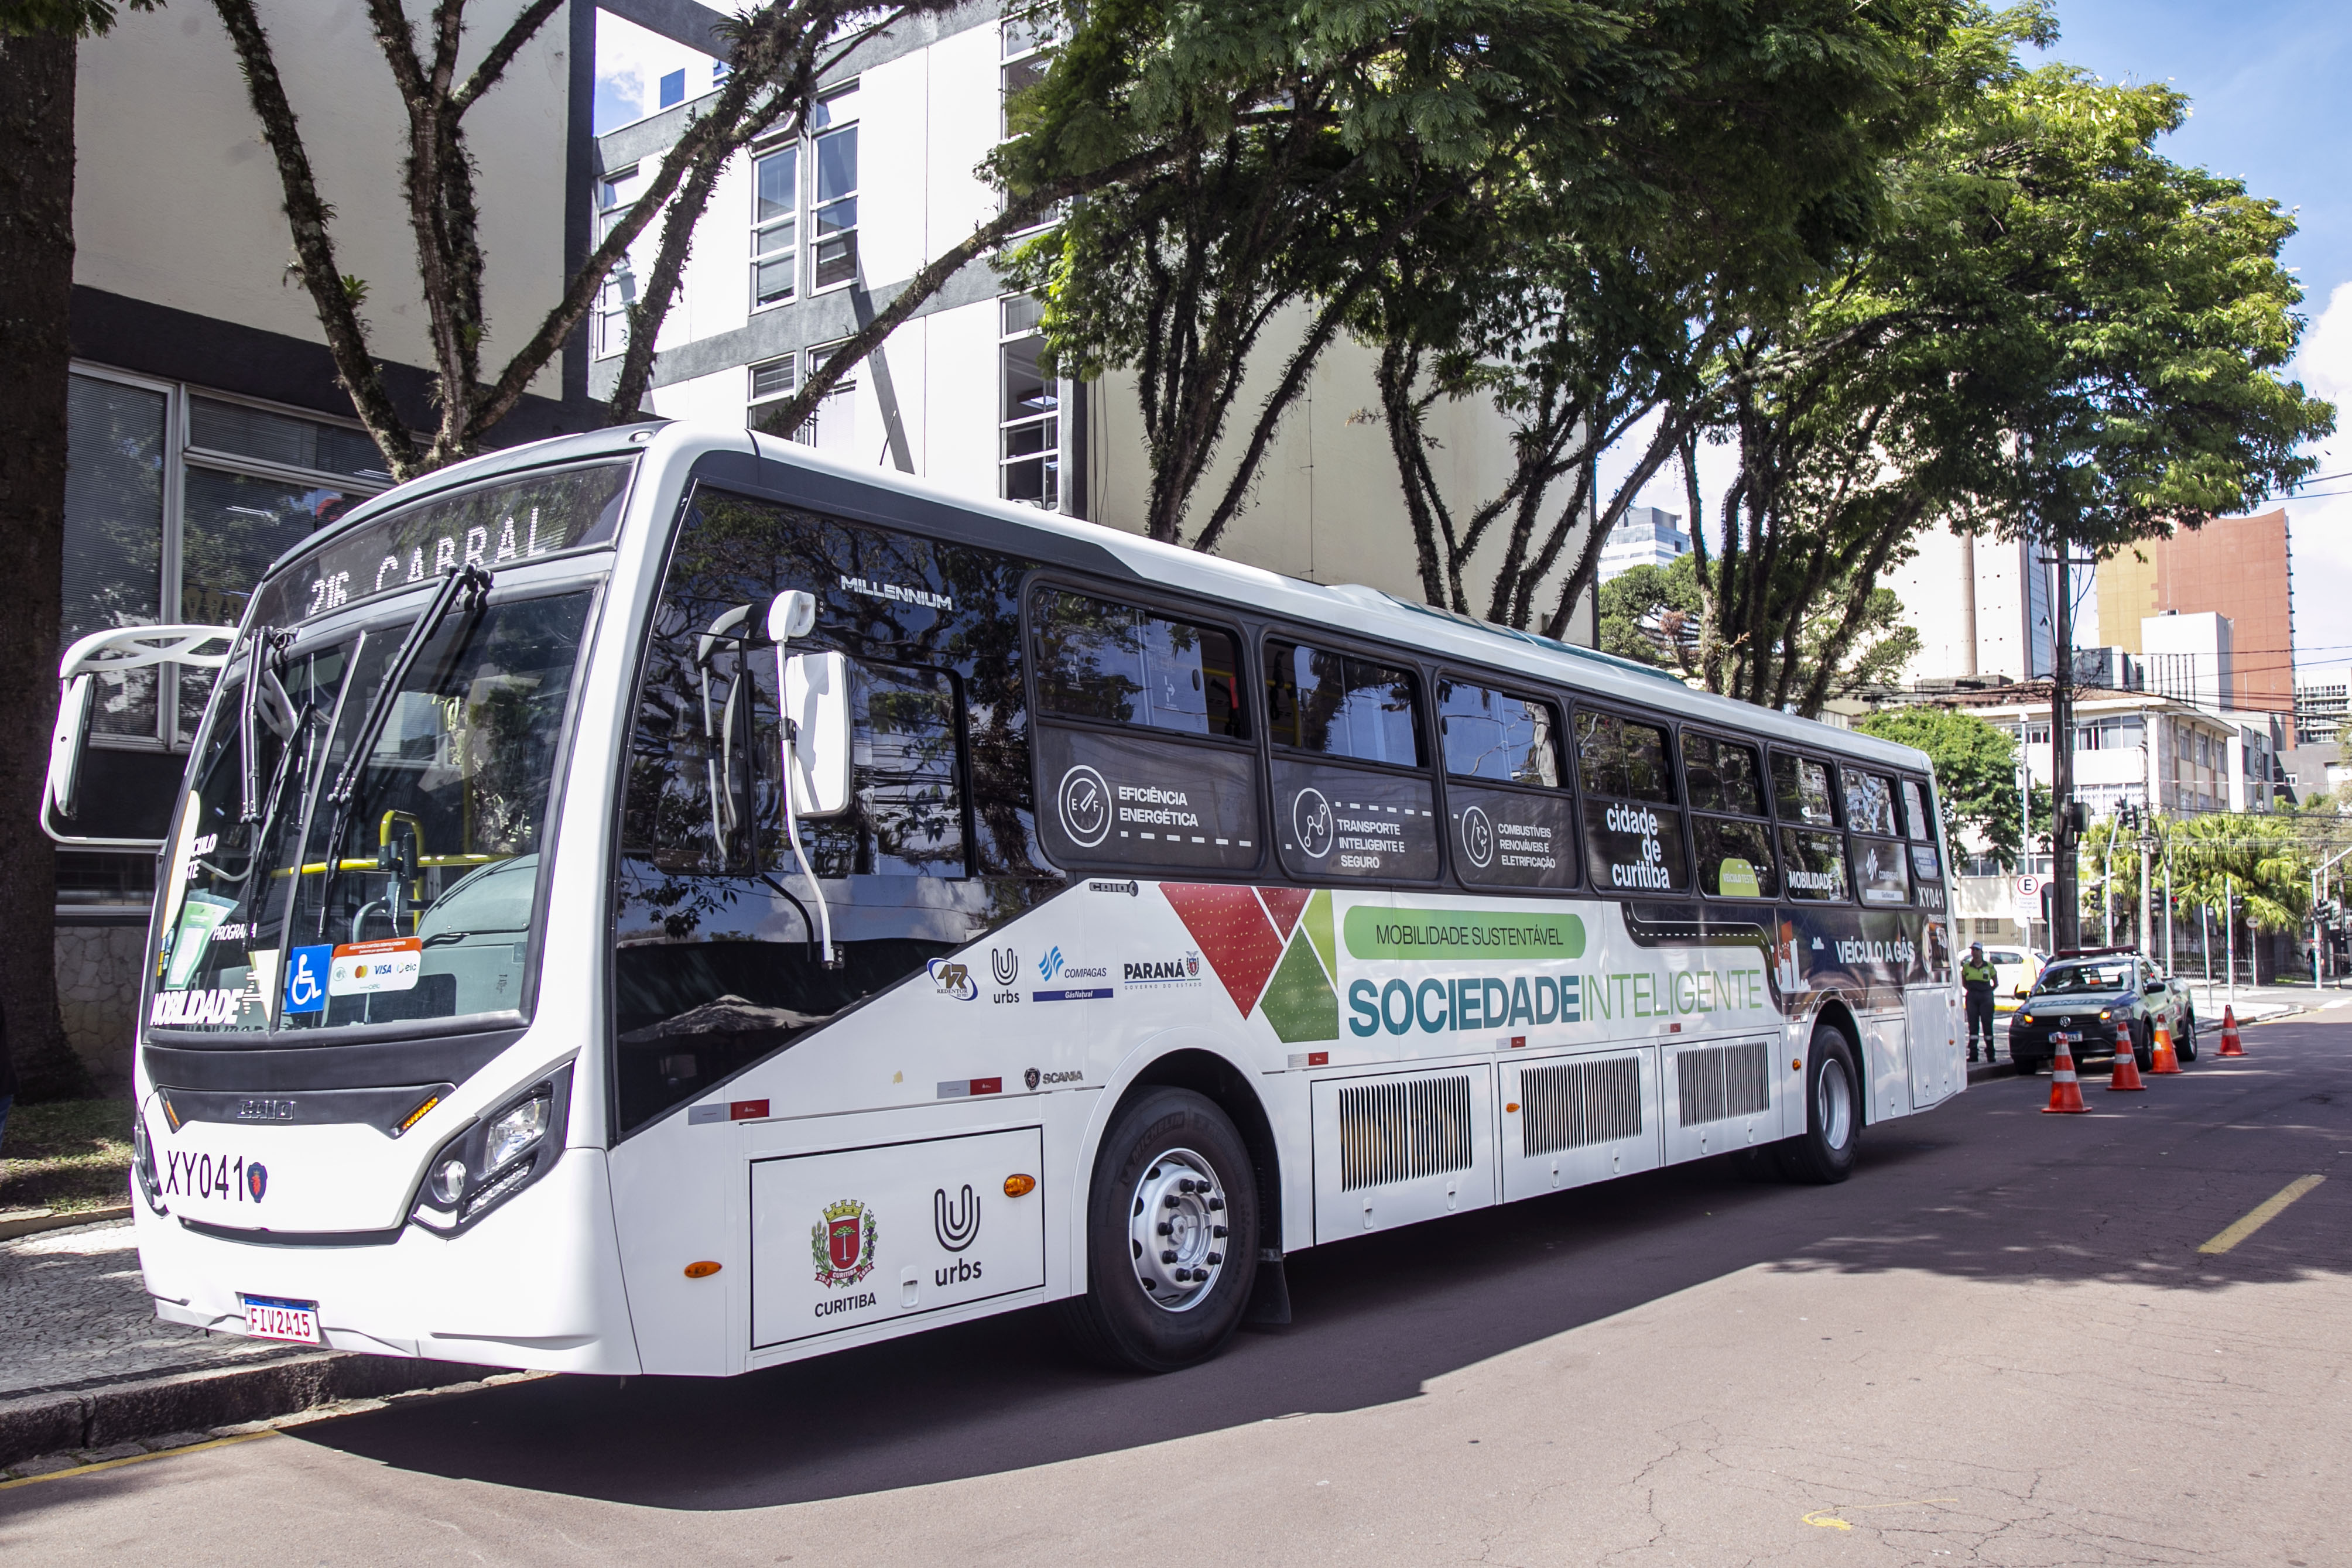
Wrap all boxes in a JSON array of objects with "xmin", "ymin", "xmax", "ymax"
[{"xmin": 147, "ymin": 464, "xmax": 626, "ymax": 1038}]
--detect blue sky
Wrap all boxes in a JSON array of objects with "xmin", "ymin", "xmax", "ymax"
[{"xmin": 1605, "ymin": 0, "xmax": 2352, "ymax": 672}]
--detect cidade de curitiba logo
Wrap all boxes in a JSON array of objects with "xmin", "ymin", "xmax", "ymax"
[
  {"xmin": 1602, "ymin": 801, "xmax": 1675, "ymax": 890},
  {"xmin": 813, "ymin": 1198, "xmax": 878, "ymax": 1288},
  {"xmin": 927, "ymin": 957, "xmax": 978, "ymax": 1000},
  {"xmin": 1058, "ymin": 765, "xmax": 1110, "ymax": 847}
]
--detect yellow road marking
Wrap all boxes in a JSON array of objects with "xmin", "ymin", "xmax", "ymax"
[
  {"xmin": 2200, "ymin": 1175, "xmax": 2326, "ymax": 1254},
  {"xmin": 1805, "ymin": 1499, "xmax": 1960, "ymax": 1529},
  {"xmin": 0, "ymin": 1430, "xmax": 276, "ymax": 1490}
]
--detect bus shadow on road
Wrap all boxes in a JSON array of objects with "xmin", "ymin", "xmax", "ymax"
[{"xmin": 269, "ymin": 1071, "xmax": 2347, "ymax": 1514}]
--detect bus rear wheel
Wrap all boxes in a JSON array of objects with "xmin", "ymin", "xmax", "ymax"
[
  {"xmin": 1060, "ymin": 1087, "xmax": 1259, "ymax": 1374},
  {"xmin": 1775, "ymin": 1023, "xmax": 1861, "ymax": 1184}
]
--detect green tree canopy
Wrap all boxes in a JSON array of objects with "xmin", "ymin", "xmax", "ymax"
[{"xmin": 1853, "ymin": 706, "xmax": 2025, "ymax": 862}]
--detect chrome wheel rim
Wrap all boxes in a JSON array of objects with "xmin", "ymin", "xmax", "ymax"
[
  {"xmin": 1817, "ymin": 1057, "xmax": 1854, "ymax": 1151},
  {"xmin": 1127, "ymin": 1148, "xmax": 1228, "ymax": 1313}
]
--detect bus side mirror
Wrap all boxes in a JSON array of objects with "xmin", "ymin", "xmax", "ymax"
[
  {"xmin": 46, "ymin": 673, "xmax": 94, "ymax": 821},
  {"xmin": 782, "ymin": 650, "xmax": 852, "ymax": 817}
]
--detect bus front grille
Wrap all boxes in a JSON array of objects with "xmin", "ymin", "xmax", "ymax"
[
  {"xmin": 1519, "ymin": 1055, "xmax": 1642, "ymax": 1158},
  {"xmin": 1676, "ymin": 1041, "xmax": 1772, "ymax": 1127},
  {"xmin": 1336, "ymin": 1073, "xmax": 1474, "ymax": 1192}
]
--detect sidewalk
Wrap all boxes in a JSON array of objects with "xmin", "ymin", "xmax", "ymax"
[{"xmin": 0, "ymin": 1218, "xmax": 506, "ymax": 1473}]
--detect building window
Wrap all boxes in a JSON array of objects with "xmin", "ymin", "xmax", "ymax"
[
  {"xmin": 595, "ymin": 166, "xmax": 643, "ymax": 358},
  {"xmin": 797, "ymin": 341, "xmax": 856, "ymax": 455},
  {"xmin": 751, "ymin": 142, "xmax": 797, "ymax": 309},
  {"xmin": 62, "ymin": 366, "xmax": 389, "ymax": 757},
  {"xmin": 1001, "ymin": 16, "xmax": 1063, "ymax": 232},
  {"xmin": 810, "ymin": 85, "xmax": 858, "ymax": 291},
  {"xmin": 747, "ymin": 355, "xmax": 796, "ymax": 427},
  {"xmin": 999, "ymin": 295, "xmax": 1057, "ymax": 508}
]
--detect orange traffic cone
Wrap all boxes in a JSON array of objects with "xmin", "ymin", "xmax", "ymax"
[
  {"xmin": 2217, "ymin": 1006, "xmax": 2247, "ymax": 1057},
  {"xmin": 2108, "ymin": 1032, "xmax": 2147, "ymax": 1091},
  {"xmin": 2148, "ymin": 1019, "xmax": 2183, "ymax": 1074},
  {"xmin": 2043, "ymin": 1040, "xmax": 2090, "ymax": 1113}
]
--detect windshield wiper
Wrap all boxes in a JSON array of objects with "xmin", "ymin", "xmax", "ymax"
[{"xmin": 314, "ymin": 566, "xmax": 491, "ymax": 934}]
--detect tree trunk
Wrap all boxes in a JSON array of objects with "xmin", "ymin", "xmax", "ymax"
[{"xmin": 0, "ymin": 31, "xmax": 97, "ymax": 1103}]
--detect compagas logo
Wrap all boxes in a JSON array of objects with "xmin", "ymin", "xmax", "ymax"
[
  {"xmin": 1038, "ymin": 946, "xmax": 1066, "ymax": 982},
  {"xmin": 812, "ymin": 1198, "xmax": 878, "ymax": 1288}
]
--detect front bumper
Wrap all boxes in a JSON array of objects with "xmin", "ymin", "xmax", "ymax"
[
  {"xmin": 135, "ymin": 1145, "xmax": 642, "ymax": 1375},
  {"xmin": 2008, "ymin": 1019, "xmax": 2125, "ymax": 1059}
]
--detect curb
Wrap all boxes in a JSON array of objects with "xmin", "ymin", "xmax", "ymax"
[
  {"xmin": 0, "ymin": 1206, "xmax": 132, "ymax": 1243},
  {"xmin": 1966, "ymin": 1060, "xmax": 2018, "ymax": 1086},
  {"xmin": 0, "ymin": 1351, "xmax": 508, "ymax": 1470}
]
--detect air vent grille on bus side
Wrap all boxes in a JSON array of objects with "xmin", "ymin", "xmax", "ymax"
[
  {"xmin": 1676, "ymin": 1041, "xmax": 1773, "ymax": 1128},
  {"xmin": 1519, "ymin": 1055, "xmax": 1642, "ymax": 1158},
  {"xmin": 1337, "ymin": 1074, "xmax": 1474, "ymax": 1192}
]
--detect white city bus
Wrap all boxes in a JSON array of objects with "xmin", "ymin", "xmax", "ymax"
[{"xmin": 48, "ymin": 423, "xmax": 1963, "ymax": 1377}]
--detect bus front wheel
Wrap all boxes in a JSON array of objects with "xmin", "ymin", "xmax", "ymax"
[
  {"xmin": 1060, "ymin": 1087, "xmax": 1259, "ymax": 1374},
  {"xmin": 1775, "ymin": 1025, "xmax": 1861, "ymax": 1185}
]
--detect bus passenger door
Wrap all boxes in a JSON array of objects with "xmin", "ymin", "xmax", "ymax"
[
  {"xmin": 1661, "ymin": 1036, "xmax": 1779, "ymax": 1163},
  {"xmin": 1498, "ymin": 1046, "xmax": 1659, "ymax": 1200},
  {"xmin": 1310, "ymin": 1064, "xmax": 1495, "ymax": 1245}
]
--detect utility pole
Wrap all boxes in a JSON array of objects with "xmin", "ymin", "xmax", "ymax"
[
  {"xmin": 2048, "ymin": 519, "xmax": 2081, "ymax": 951},
  {"xmin": 2139, "ymin": 817, "xmax": 2154, "ymax": 959}
]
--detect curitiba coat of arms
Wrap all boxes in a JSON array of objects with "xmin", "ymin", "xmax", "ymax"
[{"xmin": 812, "ymin": 1197, "xmax": 878, "ymax": 1288}]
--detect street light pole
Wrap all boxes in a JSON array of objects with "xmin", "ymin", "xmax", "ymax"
[{"xmin": 2048, "ymin": 521, "xmax": 2081, "ymax": 951}]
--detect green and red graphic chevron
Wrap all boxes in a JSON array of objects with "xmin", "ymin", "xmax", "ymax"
[{"xmin": 1160, "ymin": 884, "xmax": 1338, "ymax": 1042}]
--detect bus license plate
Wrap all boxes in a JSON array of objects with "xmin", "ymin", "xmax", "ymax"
[{"xmin": 239, "ymin": 1293, "xmax": 323, "ymax": 1344}]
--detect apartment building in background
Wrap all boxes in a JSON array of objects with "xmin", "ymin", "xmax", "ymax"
[
  {"xmin": 1596, "ymin": 505, "xmax": 1689, "ymax": 583},
  {"xmin": 54, "ymin": 0, "xmax": 599, "ymax": 1087},
  {"xmin": 587, "ymin": 3, "xmax": 1576, "ymax": 630},
  {"xmin": 1879, "ymin": 527, "xmax": 2057, "ymax": 686},
  {"xmin": 2096, "ymin": 508, "xmax": 2293, "ymax": 721}
]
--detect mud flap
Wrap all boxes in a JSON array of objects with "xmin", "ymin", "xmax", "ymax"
[{"xmin": 1242, "ymin": 1250, "xmax": 1292, "ymax": 1329}]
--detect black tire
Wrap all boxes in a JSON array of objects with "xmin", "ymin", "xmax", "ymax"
[
  {"xmin": 1774, "ymin": 1022, "xmax": 1861, "ymax": 1185},
  {"xmin": 1057, "ymin": 1087, "xmax": 1259, "ymax": 1374},
  {"xmin": 2012, "ymin": 1055, "xmax": 2042, "ymax": 1077},
  {"xmin": 2177, "ymin": 1011, "xmax": 2199, "ymax": 1062},
  {"xmin": 2132, "ymin": 1022, "xmax": 2154, "ymax": 1072}
]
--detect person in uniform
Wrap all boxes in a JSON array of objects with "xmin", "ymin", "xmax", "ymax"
[{"xmin": 1960, "ymin": 941, "xmax": 1999, "ymax": 1063}]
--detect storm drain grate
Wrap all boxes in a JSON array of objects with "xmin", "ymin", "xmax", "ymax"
[
  {"xmin": 1520, "ymin": 1055, "xmax": 1642, "ymax": 1158},
  {"xmin": 1676, "ymin": 1040, "xmax": 1772, "ymax": 1127},
  {"xmin": 1337, "ymin": 1074, "xmax": 1474, "ymax": 1192}
]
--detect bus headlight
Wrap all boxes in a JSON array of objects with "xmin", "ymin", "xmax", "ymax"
[
  {"xmin": 132, "ymin": 1109, "xmax": 166, "ymax": 1215},
  {"xmin": 410, "ymin": 1062, "xmax": 573, "ymax": 1235}
]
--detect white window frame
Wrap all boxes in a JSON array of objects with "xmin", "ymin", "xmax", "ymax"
[
  {"xmin": 749, "ymin": 139, "xmax": 799, "ymax": 313},
  {"xmin": 747, "ymin": 354, "xmax": 797, "ymax": 426},
  {"xmin": 807, "ymin": 84, "xmax": 860, "ymax": 296},
  {"xmin": 997, "ymin": 295, "xmax": 1060, "ymax": 511},
  {"xmin": 595, "ymin": 166, "xmax": 643, "ymax": 358},
  {"xmin": 795, "ymin": 340, "xmax": 858, "ymax": 451},
  {"xmin": 999, "ymin": 16, "xmax": 1062, "ymax": 235}
]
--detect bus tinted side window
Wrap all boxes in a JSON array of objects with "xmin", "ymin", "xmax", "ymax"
[
  {"xmin": 1437, "ymin": 677, "xmax": 1576, "ymax": 891},
  {"xmin": 1266, "ymin": 639, "xmax": 1438, "ymax": 882},
  {"xmin": 1905, "ymin": 776, "xmax": 1945, "ymax": 906},
  {"xmin": 1772, "ymin": 749, "xmax": 1846, "ymax": 902},
  {"xmin": 1029, "ymin": 587, "xmax": 1259, "ymax": 874},
  {"xmin": 1684, "ymin": 731, "xmax": 1776, "ymax": 900},
  {"xmin": 612, "ymin": 487, "xmax": 1055, "ymax": 1137},
  {"xmin": 1032, "ymin": 590, "xmax": 1244, "ymax": 738},
  {"xmin": 1844, "ymin": 766, "xmax": 1907, "ymax": 906},
  {"xmin": 1576, "ymin": 710, "xmax": 1688, "ymax": 894}
]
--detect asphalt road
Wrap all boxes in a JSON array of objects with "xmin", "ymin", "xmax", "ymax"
[{"xmin": 7, "ymin": 1016, "xmax": 2350, "ymax": 1566}]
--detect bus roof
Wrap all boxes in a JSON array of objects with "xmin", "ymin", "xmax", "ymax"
[{"xmin": 285, "ymin": 422, "xmax": 1932, "ymax": 778}]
